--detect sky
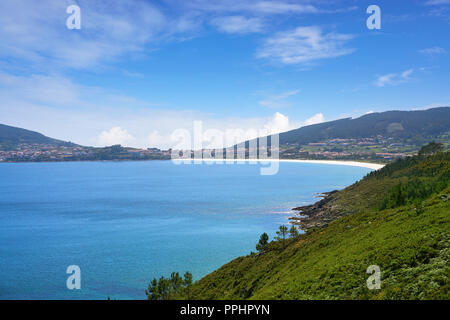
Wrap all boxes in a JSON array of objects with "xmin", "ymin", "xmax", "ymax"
[{"xmin": 0, "ymin": 0, "xmax": 450, "ymax": 149}]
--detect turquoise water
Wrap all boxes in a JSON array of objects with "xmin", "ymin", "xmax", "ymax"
[{"xmin": 0, "ymin": 161, "xmax": 371, "ymax": 299}]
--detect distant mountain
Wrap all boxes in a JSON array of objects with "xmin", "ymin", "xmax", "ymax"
[
  {"xmin": 2, "ymin": 107, "xmax": 449, "ymax": 161},
  {"xmin": 0, "ymin": 123, "xmax": 75, "ymax": 149},
  {"xmin": 279, "ymin": 107, "xmax": 450, "ymax": 145},
  {"xmin": 0, "ymin": 123, "xmax": 171, "ymax": 162}
]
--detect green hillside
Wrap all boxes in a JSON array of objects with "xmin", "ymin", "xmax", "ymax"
[
  {"xmin": 279, "ymin": 107, "xmax": 450, "ymax": 145},
  {"xmin": 154, "ymin": 148, "xmax": 449, "ymax": 300},
  {"xmin": 0, "ymin": 123, "xmax": 74, "ymax": 150},
  {"xmin": 230, "ymin": 107, "xmax": 450, "ymax": 162}
]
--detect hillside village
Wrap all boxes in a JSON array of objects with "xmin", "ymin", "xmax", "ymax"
[
  {"xmin": 0, "ymin": 143, "xmax": 171, "ymax": 162},
  {"xmin": 279, "ymin": 133, "xmax": 450, "ymax": 162}
]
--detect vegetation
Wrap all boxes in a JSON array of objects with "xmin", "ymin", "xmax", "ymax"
[
  {"xmin": 275, "ymin": 225, "xmax": 288, "ymax": 249},
  {"xmin": 153, "ymin": 146, "xmax": 449, "ymax": 300},
  {"xmin": 418, "ymin": 142, "xmax": 444, "ymax": 156},
  {"xmin": 256, "ymin": 233, "xmax": 269, "ymax": 252},
  {"xmin": 289, "ymin": 225, "xmax": 299, "ymax": 238},
  {"xmin": 145, "ymin": 272, "xmax": 193, "ymax": 300}
]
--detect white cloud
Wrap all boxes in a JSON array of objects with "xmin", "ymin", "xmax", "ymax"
[
  {"xmin": 0, "ymin": 72, "xmax": 151, "ymax": 110},
  {"xmin": 258, "ymin": 90, "xmax": 299, "ymax": 108},
  {"xmin": 0, "ymin": 85, "xmax": 325, "ymax": 149},
  {"xmin": 302, "ymin": 113, "xmax": 324, "ymax": 126},
  {"xmin": 0, "ymin": 71, "xmax": 325, "ymax": 149},
  {"xmin": 0, "ymin": 0, "xmax": 358, "ymax": 72},
  {"xmin": 249, "ymin": 1, "xmax": 318, "ymax": 14},
  {"xmin": 0, "ymin": 0, "xmax": 190, "ymax": 70},
  {"xmin": 419, "ymin": 47, "xmax": 447, "ymax": 55},
  {"xmin": 374, "ymin": 69, "xmax": 414, "ymax": 87},
  {"xmin": 183, "ymin": 0, "xmax": 318, "ymax": 15},
  {"xmin": 256, "ymin": 26, "xmax": 354, "ymax": 64},
  {"xmin": 122, "ymin": 70, "xmax": 145, "ymax": 78},
  {"xmin": 263, "ymin": 112, "xmax": 291, "ymax": 134},
  {"xmin": 0, "ymin": 73, "xmax": 79, "ymax": 105},
  {"xmin": 210, "ymin": 16, "xmax": 264, "ymax": 34},
  {"xmin": 98, "ymin": 127, "xmax": 135, "ymax": 146},
  {"xmin": 147, "ymin": 130, "xmax": 168, "ymax": 147},
  {"xmin": 273, "ymin": 90, "xmax": 300, "ymax": 100},
  {"xmin": 0, "ymin": 0, "xmax": 355, "ymax": 72},
  {"xmin": 263, "ymin": 112, "xmax": 325, "ymax": 135}
]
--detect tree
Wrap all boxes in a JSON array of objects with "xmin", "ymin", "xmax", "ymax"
[
  {"xmin": 276, "ymin": 225, "xmax": 288, "ymax": 249},
  {"xmin": 184, "ymin": 272, "xmax": 193, "ymax": 299},
  {"xmin": 170, "ymin": 272, "xmax": 183, "ymax": 293},
  {"xmin": 256, "ymin": 232, "xmax": 269, "ymax": 252},
  {"xmin": 145, "ymin": 271, "xmax": 193, "ymax": 300},
  {"xmin": 418, "ymin": 142, "xmax": 444, "ymax": 156},
  {"xmin": 289, "ymin": 225, "xmax": 299, "ymax": 238}
]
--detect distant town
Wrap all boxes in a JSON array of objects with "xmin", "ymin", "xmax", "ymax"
[
  {"xmin": 279, "ymin": 133, "xmax": 450, "ymax": 162},
  {"xmin": 1, "ymin": 133, "xmax": 449, "ymax": 163},
  {"xmin": 0, "ymin": 144, "xmax": 171, "ymax": 162}
]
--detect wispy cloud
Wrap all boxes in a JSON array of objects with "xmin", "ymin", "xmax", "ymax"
[
  {"xmin": 245, "ymin": 1, "xmax": 318, "ymax": 14},
  {"xmin": 0, "ymin": 0, "xmax": 194, "ymax": 71},
  {"xmin": 0, "ymin": 71, "xmax": 323, "ymax": 148},
  {"xmin": 210, "ymin": 16, "xmax": 264, "ymax": 34},
  {"xmin": 256, "ymin": 26, "xmax": 355, "ymax": 65},
  {"xmin": 424, "ymin": 0, "xmax": 450, "ymax": 5},
  {"xmin": 258, "ymin": 90, "xmax": 299, "ymax": 108},
  {"xmin": 0, "ymin": 72, "xmax": 79, "ymax": 105},
  {"xmin": 374, "ymin": 69, "xmax": 414, "ymax": 87},
  {"xmin": 0, "ymin": 0, "xmax": 355, "ymax": 72},
  {"xmin": 419, "ymin": 47, "xmax": 447, "ymax": 55},
  {"xmin": 182, "ymin": 0, "xmax": 319, "ymax": 15},
  {"xmin": 0, "ymin": 72, "xmax": 152, "ymax": 109},
  {"xmin": 122, "ymin": 70, "xmax": 145, "ymax": 78}
]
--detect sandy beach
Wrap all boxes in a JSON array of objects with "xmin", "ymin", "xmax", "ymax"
[{"xmin": 188, "ymin": 158, "xmax": 385, "ymax": 170}]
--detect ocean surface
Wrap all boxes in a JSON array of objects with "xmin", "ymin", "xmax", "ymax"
[{"xmin": 0, "ymin": 160, "xmax": 372, "ymax": 299}]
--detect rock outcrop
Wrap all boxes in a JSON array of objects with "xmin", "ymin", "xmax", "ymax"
[{"xmin": 289, "ymin": 190, "xmax": 347, "ymax": 231}]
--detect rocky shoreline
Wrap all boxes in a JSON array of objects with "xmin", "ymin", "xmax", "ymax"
[{"xmin": 289, "ymin": 190, "xmax": 347, "ymax": 232}]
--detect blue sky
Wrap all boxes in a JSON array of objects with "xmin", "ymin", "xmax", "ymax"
[{"xmin": 0, "ymin": 0, "xmax": 449, "ymax": 148}]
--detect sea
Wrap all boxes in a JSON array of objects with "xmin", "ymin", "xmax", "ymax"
[{"xmin": 0, "ymin": 160, "xmax": 372, "ymax": 299}]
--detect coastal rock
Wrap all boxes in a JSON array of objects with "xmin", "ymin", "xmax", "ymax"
[{"xmin": 289, "ymin": 190, "xmax": 345, "ymax": 232}]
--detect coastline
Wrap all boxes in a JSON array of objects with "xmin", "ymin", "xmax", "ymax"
[
  {"xmin": 1, "ymin": 157, "xmax": 385, "ymax": 170},
  {"xmin": 289, "ymin": 190, "xmax": 339, "ymax": 232},
  {"xmin": 190, "ymin": 158, "xmax": 385, "ymax": 170}
]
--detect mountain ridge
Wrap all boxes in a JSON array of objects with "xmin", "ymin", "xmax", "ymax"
[
  {"xmin": 0, "ymin": 123, "xmax": 75, "ymax": 149},
  {"xmin": 1, "ymin": 107, "xmax": 449, "ymax": 162},
  {"xmin": 2, "ymin": 107, "xmax": 449, "ymax": 150},
  {"xmin": 279, "ymin": 107, "xmax": 450, "ymax": 145}
]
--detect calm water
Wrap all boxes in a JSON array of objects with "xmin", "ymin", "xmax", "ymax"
[{"xmin": 0, "ymin": 160, "xmax": 371, "ymax": 299}]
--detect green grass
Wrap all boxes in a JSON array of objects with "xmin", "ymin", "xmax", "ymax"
[{"xmin": 184, "ymin": 152, "xmax": 450, "ymax": 300}]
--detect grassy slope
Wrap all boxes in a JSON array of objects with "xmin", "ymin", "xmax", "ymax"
[
  {"xmin": 189, "ymin": 153, "xmax": 450, "ymax": 300},
  {"xmin": 0, "ymin": 123, "xmax": 69, "ymax": 145}
]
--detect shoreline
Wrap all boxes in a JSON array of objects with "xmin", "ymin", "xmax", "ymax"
[
  {"xmin": 189, "ymin": 158, "xmax": 385, "ymax": 170},
  {"xmin": 1, "ymin": 158, "xmax": 385, "ymax": 170},
  {"xmin": 289, "ymin": 190, "xmax": 339, "ymax": 232}
]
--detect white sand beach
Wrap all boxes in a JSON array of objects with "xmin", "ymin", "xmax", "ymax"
[{"xmin": 188, "ymin": 158, "xmax": 385, "ymax": 170}]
